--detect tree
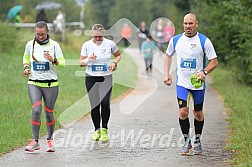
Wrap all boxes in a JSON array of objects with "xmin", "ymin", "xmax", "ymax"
[
  {"xmin": 108, "ymin": 0, "xmax": 152, "ymax": 27},
  {"xmin": 173, "ymin": 0, "xmax": 190, "ymax": 15},
  {"xmin": 84, "ymin": 0, "xmax": 115, "ymax": 29},
  {"xmin": 190, "ymin": 0, "xmax": 252, "ymax": 84}
]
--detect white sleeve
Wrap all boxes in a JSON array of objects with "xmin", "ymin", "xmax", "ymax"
[
  {"xmin": 80, "ymin": 43, "xmax": 88, "ymax": 57},
  {"xmin": 110, "ymin": 41, "xmax": 118, "ymax": 53},
  {"xmin": 55, "ymin": 42, "xmax": 63, "ymax": 58},
  {"xmin": 204, "ymin": 38, "xmax": 217, "ymax": 60},
  {"xmin": 165, "ymin": 37, "xmax": 175, "ymax": 56},
  {"xmin": 24, "ymin": 41, "xmax": 32, "ymax": 55}
]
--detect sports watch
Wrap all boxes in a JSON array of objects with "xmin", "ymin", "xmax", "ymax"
[
  {"xmin": 202, "ymin": 69, "xmax": 208, "ymax": 75},
  {"xmin": 53, "ymin": 58, "xmax": 58, "ymax": 64}
]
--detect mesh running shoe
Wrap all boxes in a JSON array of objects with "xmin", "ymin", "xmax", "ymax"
[
  {"xmin": 46, "ymin": 140, "xmax": 55, "ymax": 152},
  {"xmin": 100, "ymin": 128, "xmax": 109, "ymax": 142},
  {"xmin": 25, "ymin": 140, "xmax": 40, "ymax": 152},
  {"xmin": 180, "ymin": 140, "xmax": 192, "ymax": 155},
  {"xmin": 92, "ymin": 130, "xmax": 101, "ymax": 141},
  {"xmin": 193, "ymin": 142, "xmax": 203, "ymax": 155}
]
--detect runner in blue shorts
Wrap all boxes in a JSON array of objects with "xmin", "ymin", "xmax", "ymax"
[
  {"xmin": 177, "ymin": 85, "xmax": 205, "ymax": 112},
  {"xmin": 163, "ymin": 13, "xmax": 218, "ymax": 155}
]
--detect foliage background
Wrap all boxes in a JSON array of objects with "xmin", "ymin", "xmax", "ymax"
[{"xmin": 1, "ymin": 0, "xmax": 252, "ymax": 165}]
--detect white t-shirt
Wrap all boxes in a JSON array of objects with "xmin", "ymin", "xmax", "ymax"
[
  {"xmin": 166, "ymin": 32, "xmax": 217, "ymax": 90},
  {"xmin": 24, "ymin": 39, "xmax": 63, "ymax": 80},
  {"xmin": 80, "ymin": 38, "xmax": 118, "ymax": 76}
]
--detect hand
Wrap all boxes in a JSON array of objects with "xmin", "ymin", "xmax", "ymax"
[
  {"xmin": 88, "ymin": 53, "xmax": 97, "ymax": 61},
  {"xmin": 109, "ymin": 62, "xmax": 117, "ymax": 72},
  {"xmin": 43, "ymin": 51, "xmax": 54, "ymax": 62},
  {"xmin": 24, "ymin": 69, "xmax": 30, "ymax": 76},
  {"xmin": 164, "ymin": 74, "xmax": 172, "ymax": 86},
  {"xmin": 146, "ymin": 48, "xmax": 151, "ymax": 54},
  {"xmin": 196, "ymin": 71, "xmax": 206, "ymax": 81}
]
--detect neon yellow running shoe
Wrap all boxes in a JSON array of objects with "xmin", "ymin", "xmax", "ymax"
[
  {"xmin": 92, "ymin": 130, "xmax": 101, "ymax": 141},
  {"xmin": 100, "ymin": 128, "xmax": 109, "ymax": 142}
]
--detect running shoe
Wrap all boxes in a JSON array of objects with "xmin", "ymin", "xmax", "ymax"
[
  {"xmin": 25, "ymin": 140, "xmax": 40, "ymax": 152},
  {"xmin": 193, "ymin": 142, "xmax": 203, "ymax": 155},
  {"xmin": 180, "ymin": 139, "xmax": 192, "ymax": 155},
  {"xmin": 100, "ymin": 128, "xmax": 109, "ymax": 142},
  {"xmin": 46, "ymin": 140, "xmax": 55, "ymax": 152},
  {"xmin": 92, "ymin": 129, "xmax": 101, "ymax": 141}
]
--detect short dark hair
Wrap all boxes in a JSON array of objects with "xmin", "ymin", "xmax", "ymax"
[
  {"xmin": 147, "ymin": 34, "xmax": 152, "ymax": 40},
  {"xmin": 35, "ymin": 21, "xmax": 49, "ymax": 31}
]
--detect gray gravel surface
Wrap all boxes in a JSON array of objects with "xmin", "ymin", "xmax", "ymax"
[{"xmin": 0, "ymin": 48, "xmax": 231, "ymax": 167}]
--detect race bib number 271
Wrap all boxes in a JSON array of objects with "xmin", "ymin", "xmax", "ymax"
[{"xmin": 180, "ymin": 58, "xmax": 196, "ymax": 69}]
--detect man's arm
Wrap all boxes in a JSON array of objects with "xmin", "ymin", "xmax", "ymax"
[
  {"xmin": 163, "ymin": 53, "xmax": 173, "ymax": 86},
  {"xmin": 204, "ymin": 57, "xmax": 218, "ymax": 73},
  {"xmin": 198, "ymin": 57, "xmax": 218, "ymax": 80}
]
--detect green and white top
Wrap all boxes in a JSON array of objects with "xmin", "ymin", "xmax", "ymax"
[{"xmin": 23, "ymin": 38, "xmax": 65, "ymax": 87}]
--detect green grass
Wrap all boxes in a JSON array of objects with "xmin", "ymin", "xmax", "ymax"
[
  {"xmin": 211, "ymin": 66, "xmax": 252, "ymax": 166},
  {"xmin": 0, "ymin": 29, "xmax": 137, "ymax": 155}
]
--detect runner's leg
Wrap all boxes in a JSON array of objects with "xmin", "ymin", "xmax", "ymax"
[
  {"xmin": 42, "ymin": 86, "xmax": 58, "ymax": 140},
  {"xmin": 192, "ymin": 89, "xmax": 205, "ymax": 143},
  {"xmin": 99, "ymin": 75, "xmax": 112, "ymax": 129},
  {"xmin": 177, "ymin": 85, "xmax": 191, "ymax": 142},
  {"xmin": 28, "ymin": 84, "xmax": 43, "ymax": 141},
  {"xmin": 85, "ymin": 76, "xmax": 102, "ymax": 130}
]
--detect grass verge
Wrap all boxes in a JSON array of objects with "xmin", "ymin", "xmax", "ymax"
[
  {"xmin": 211, "ymin": 66, "xmax": 252, "ymax": 166},
  {"xmin": 0, "ymin": 29, "xmax": 137, "ymax": 155}
]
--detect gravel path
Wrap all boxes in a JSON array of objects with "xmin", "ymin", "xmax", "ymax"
[{"xmin": 0, "ymin": 48, "xmax": 231, "ymax": 167}]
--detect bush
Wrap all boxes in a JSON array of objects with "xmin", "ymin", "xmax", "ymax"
[
  {"xmin": 0, "ymin": 23, "xmax": 19, "ymax": 53},
  {"xmin": 191, "ymin": 0, "xmax": 252, "ymax": 85}
]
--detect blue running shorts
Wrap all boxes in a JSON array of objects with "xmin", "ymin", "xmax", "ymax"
[{"xmin": 176, "ymin": 85, "xmax": 205, "ymax": 111}]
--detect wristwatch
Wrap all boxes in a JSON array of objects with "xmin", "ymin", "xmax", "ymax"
[
  {"xmin": 112, "ymin": 61, "xmax": 117, "ymax": 67},
  {"xmin": 202, "ymin": 69, "xmax": 208, "ymax": 75},
  {"xmin": 52, "ymin": 58, "xmax": 58, "ymax": 64}
]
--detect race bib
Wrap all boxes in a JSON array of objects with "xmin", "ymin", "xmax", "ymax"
[
  {"xmin": 180, "ymin": 58, "xmax": 196, "ymax": 69},
  {"xmin": 33, "ymin": 61, "xmax": 50, "ymax": 71},
  {"xmin": 91, "ymin": 64, "xmax": 108, "ymax": 72}
]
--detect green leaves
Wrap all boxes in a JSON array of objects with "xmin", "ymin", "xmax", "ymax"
[
  {"xmin": 190, "ymin": 74, "xmax": 203, "ymax": 88},
  {"xmin": 190, "ymin": 0, "xmax": 252, "ymax": 85}
]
